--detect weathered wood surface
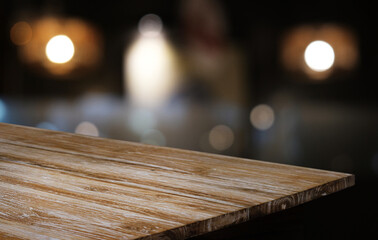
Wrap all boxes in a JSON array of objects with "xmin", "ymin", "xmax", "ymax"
[{"xmin": 0, "ymin": 122, "xmax": 354, "ymax": 239}]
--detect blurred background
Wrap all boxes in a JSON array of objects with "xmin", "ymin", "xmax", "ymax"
[{"xmin": 0, "ymin": 0, "xmax": 377, "ymax": 238}]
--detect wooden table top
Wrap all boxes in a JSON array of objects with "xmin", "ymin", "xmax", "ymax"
[{"xmin": 0, "ymin": 123, "xmax": 354, "ymax": 239}]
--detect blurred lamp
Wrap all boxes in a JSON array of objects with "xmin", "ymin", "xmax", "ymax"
[
  {"xmin": 14, "ymin": 17, "xmax": 102, "ymax": 78},
  {"xmin": 281, "ymin": 24, "xmax": 358, "ymax": 80},
  {"xmin": 304, "ymin": 40, "xmax": 335, "ymax": 72},
  {"xmin": 45, "ymin": 35, "xmax": 75, "ymax": 64},
  {"xmin": 124, "ymin": 14, "xmax": 180, "ymax": 107},
  {"xmin": 138, "ymin": 14, "xmax": 163, "ymax": 37}
]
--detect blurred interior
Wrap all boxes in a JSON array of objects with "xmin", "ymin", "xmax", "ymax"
[{"xmin": 1, "ymin": 0, "xmax": 377, "ymax": 238}]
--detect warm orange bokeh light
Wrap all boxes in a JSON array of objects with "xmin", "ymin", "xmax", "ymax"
[
  {"xmin": 281, "ymin": 24, "xmax": 358, "ymax": 80},
  {"xmin": 10, "ymin": 21, "xmax": 33, "ymax": 46},
  {"xmin": 17, "ymin": 17, "xmax": 103, "ymax": 77}
]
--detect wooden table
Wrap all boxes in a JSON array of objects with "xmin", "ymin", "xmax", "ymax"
[{"xmin": 0, "ymin": 123, "xmax": 354, "ymax": 239}]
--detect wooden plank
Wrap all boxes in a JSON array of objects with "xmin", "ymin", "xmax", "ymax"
[{"xmin": 0, "ymin": 123, "xmax": 354, "ymax": 239}]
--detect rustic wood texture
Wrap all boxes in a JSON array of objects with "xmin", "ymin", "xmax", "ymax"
[{"xmin": 0, "ymin": 122, "xmax": 354, "ymax": 239}]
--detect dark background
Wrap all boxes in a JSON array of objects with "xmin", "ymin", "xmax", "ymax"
[{"xmin": 1, "ymin": 1, "xmax": 377, "ymax": 239}]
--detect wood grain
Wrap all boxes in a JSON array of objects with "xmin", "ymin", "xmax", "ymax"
[{"xmin": 0, "ymin": 122, "xmax": 354, "ymax": 239}]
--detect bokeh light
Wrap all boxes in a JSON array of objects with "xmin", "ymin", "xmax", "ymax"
[
  {"xmin": 75, "ymin": 121, "xmax": 99, "ymax": 137},
  {"xmin": 250, "ymin": 104, "xmax": 275, "ymax": 131},
  {"xmin": 16, "ymin": 17, "xmax": 102, "ymax": 77},
  {"xmin": 138, "ymin": 14, "xmax": 163, "ymax": 37},
  {"xmin": 10, "ymin": 21, "xmax": 33, "ymax": 46},
  {"xmin": 209, "ymin": 125, "xmax": 234, "ymax": 151},
  {"xmin": 0, "ymin": 99, "xmax": 7, "ymax": 122},
  {"xmin": 304, "ymin": 40, "xmax": 335, "ymax": 72},
  {"xmin": 46, "ymin": 35, "xmax": 75, "ymax": 64},
  {"xmin": 281, "ymin": 24, "xmax": 358, "ymax": 80},
  {"xmin": 124, "ymin": 31, "xmax": 179, "ymax": 107}
]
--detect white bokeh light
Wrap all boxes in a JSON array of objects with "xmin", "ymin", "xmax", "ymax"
[
  {"xmin": 75, "ymin": 121, "xmax": 99, "ymax": 137},
  {"xmin": 46, "ymin": 35, "xmax": 75, "ymax": 64},
  {"xmin": 138, "ymin": 14, "xmax": 163, "ymax": 37},
  {"xmin": 125, "ymin": 35, "xmax": 178, "ymax": 107},
  {"xmin": 209, "ymin": 125, "xmax": 234, "ymax": 151},
  {"xmin": 250, "ymin": 104, "xmax": 275, "ymax": 131},
  {"xmin": 304, "ymin": 40, "xmax": 335, "ymax": 72}
]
